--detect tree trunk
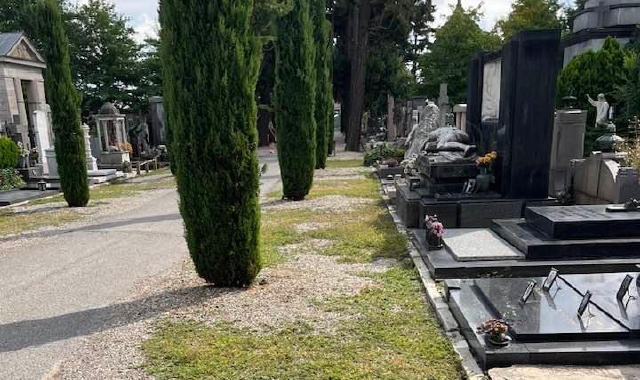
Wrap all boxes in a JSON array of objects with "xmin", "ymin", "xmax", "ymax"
[
  {"xmin": 345, "ymin": 0, "xmax": 370, "ymax": 152},
  {"xmin": 387, "ymin": 93, "xmax": 395, "ymax": 141}
]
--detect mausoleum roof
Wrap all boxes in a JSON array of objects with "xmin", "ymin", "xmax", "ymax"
[
  {"xmin": 0, "ymin": 31, "xmax": 46, "ymax": 67},
  {"xmin": 99, "ymin": 102, "xmax": 121, "ymax": 115},
  {"xmin": 0, "ymin": 32, "xmax": 24, "ymax": 56}
]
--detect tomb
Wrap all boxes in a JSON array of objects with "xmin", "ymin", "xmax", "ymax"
[
  {"xmin": 396, "ymin": 30, "xmax": 561, "ymax": 228},
  {"xmin": 94, "ymin": 102, "xmax": 131, "ymax": 168},
  {"xmin": 447, "ymin": 272, "xmax": 640, "ymax": 369}
]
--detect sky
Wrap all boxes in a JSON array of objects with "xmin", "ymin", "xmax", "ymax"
[{"xmin": 77, "ymin": 0, "xmax": 576, "ymax": 43}]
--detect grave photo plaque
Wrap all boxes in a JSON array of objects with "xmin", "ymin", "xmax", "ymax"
[
  {"xmin": 542, "ymin": 268, "xmax": 559, "ymax": 292},
  {"xmin": 616, "ymin": 274, "xmax": 635, "ymax": 302},
  {"xmin": 577, "ymin": 291, "xmax": 593, "ymax": 318},
  {"xmin": 520, "ymin": 280, "xmax": 536, "ymax": 304}
]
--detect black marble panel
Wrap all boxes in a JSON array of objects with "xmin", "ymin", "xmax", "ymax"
[
  {"xmin": 526, "ymin": 205, "xmax": 640, "ymax": 239},
  {"xmin": 498, "ymin": 30, "xmax": 560, "ymax": 199},
  {"xmin": 459, "ymin": 200, "xmax": 523, "ymax": 228},
  {"xmin": 492, "ymin": 219, "xmax": 640, "ymax": 260},
  {"xmin": 473, "ymin": 277, "xmax": 629, "ymax": 342},
  {"xmin": 562, "ymin": 273, "xmax": 640, "ymax": 332}
]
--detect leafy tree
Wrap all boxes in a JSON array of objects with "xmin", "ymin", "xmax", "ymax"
[
  {"xmin": 408, "ymin": 0, "xmax": 435, "ymax": 77},
  {"xmin": 419, "ymin": 2, "xmax": 500, "ymax": 103},
  {"xmin": 557, "ymin": 37, "xmax": 627, "ymax": 153},
  {"xmin": 274, "ymin": 0, "xmax": 316, "ymax": 199},
  {"xmin": 160, "ymin": 0, "xmax": 262, "ymax": 286},
  {"xmin": 34, "ymin": 0, "xmax": 90, "ymax": 207},
  {"xmin": 65, "ymin": 0, "xmax": 140, "ymax": 114},
  {"xmin": 136, "ymin": 37, "xmax": 163, "ymax": 102},
  {"xmin": 334, "ymin": 0, "xmax": 432, "ymax": 150},
  {"xmin": 495, "ymin": 0, "xmax": 565, "ymax": 40},
  {"xmin": 312, "ymin": 0, "xmax": 332, "ymax": 169}
]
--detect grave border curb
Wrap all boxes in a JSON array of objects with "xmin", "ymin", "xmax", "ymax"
[{"xmin": 380, "ymin": 185, "xmax": 488, "ymax": 380}]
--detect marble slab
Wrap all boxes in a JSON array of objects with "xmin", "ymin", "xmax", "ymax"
[
  {"xmin": 526, "ymin": 205, "xmax": 640, "ymax": 239},
  {"xmin": 562, "ymin": 273, "xmax": 640, "ymax": 332},
  {"xmin": 473, "ymin": 277, "xmax": 630, "ymax": 341},
  {"xmin": 444, "ymin": 229, "xmax": 525, "ymax": 261},
  {"xmin": 492, "ymin": 219, "xmax": 640, "ymax": 260}
]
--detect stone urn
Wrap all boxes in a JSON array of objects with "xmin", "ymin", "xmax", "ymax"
[{"xmin": 476, "ymin": 167, "xmax": 491, "ymax": 193}]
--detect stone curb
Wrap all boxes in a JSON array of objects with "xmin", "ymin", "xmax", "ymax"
[{"xmin": 381, "ymin": 190, "xmax": 488, "ymax": 380}]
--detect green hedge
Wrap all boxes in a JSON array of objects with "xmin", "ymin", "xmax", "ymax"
[{"xmin": 0, "ymin": 137, "xmax": 20, "ymax": 169}]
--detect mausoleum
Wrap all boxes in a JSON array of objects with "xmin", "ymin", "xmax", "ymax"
[{"xmin": 564, "ymin": 0, "xmax": 640, "ymax": 66}]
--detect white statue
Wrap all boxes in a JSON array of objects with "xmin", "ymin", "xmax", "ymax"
[
  {"xmin": 587, "ymin": 93, "xmax": 610, "ymax": 127},
  {"xmin": 405, "ymin": 101, "xmax": 440, "ymax": 159}
]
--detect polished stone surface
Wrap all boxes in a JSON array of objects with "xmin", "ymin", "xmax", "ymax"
[
  {"xmin": 459, "ymin": 200, "xmax": 523, "ymax": 228},
  {"xmin": 563, "ymin": 273, "xmax": 640, "ymax": 331},
  {"xmin": 526, "ymin": 205, "xmax": 640, "ymax": 239},
  {"xmin": 473, "ymin": 277, "xmax": 630, "ymax": 341},
  {"xmin": 0, "ymin": 189, "xmax": 59, "ymax": 206},
  {"xmin": 444, "ymin": 229, "xmax": 524, "ymax": 261},
  {"xmin": 412, "ymin": 229, "xmax": 640, "ymax": 279},
  {"xmin": 492, "ymin": 219, "xmax": 640, "ymax": 260}
]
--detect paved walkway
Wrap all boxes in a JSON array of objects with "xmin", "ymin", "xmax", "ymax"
[{"xmin": 0, "ymin": 152, "xmax": 281, "ymax": 380}]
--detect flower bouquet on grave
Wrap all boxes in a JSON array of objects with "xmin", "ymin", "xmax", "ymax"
[
  {"xmin": 425, "ymin": 215, "xmax": 444, "ymax": 250},
  {"xmin": 475, "ymin": 151, "xmax": 498, "ymax": 174},
  {"xmin": 477, "ymin": 319, "xmax": 511, "ymax": 346}
]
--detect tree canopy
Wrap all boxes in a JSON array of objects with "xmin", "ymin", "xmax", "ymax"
[
  {"xmin": 418, "ymin": 2, "xmax": 500, "ymax": 104},
  {"xmin": 494, "ymin": 0, "xmax": 565, "ymax": 41}
]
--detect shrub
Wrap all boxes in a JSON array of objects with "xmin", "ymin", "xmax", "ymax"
[
  {"xmin": 0, "ymin": 169, "xmax": 26, "ymax": 190},
  {"xmin": 160, "ymin": 0, "xmax": 262, "ymax": 286},
  {"xmin": 34, "ymin": 0, "xmax": 90, "ymax": 207},
  {"xmin": 0, "ymin": 137, "xmax": 20, "ymax": 169},
  {"xmin": 312, "ymin": 0, "xmax": 332, "ymax": 169},
  {"xmin": 364, "ymin": 144, "xmax": 406, "ymax": 166},
  {"xmin": 557, "ymin": 37, "xmax": 627, "ymax": 154},
  {"xmin": 274, "ymin": 0, "xmax": 316, "ymax": 200}
]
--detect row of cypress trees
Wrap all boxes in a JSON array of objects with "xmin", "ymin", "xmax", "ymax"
[
  {"xmin": 160, "ymin": 0, "xmax": 333, "ymax": 286},
  {"xmin": 275, "ymin": 0, "xmax": 334, "ymax": 200}
]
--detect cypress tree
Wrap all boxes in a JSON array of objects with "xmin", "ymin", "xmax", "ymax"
[
  {"xmin": 35, "ymin": 0, "xmax": 90, "ymax": 207},
  {"xmin": 160, "ymin": 0, "xmax": 262, "ymax": 286},
  {"xmin": 274, "ymin": 0, "xmax": 316, "ymax": 199},
  {"xmin": 311, "ymin": 0, "xmax": 332, "ymax": 169}
]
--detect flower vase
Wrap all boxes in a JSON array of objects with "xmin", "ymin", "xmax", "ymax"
[
  {"xmin": 476, "ymin": 167, "xmax": 491, "ymax": 193},
  {"xmin": 486, "ymin": 333, "xmax": 512, "ymax": 347}
]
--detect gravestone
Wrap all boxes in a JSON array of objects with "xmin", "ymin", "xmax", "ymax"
[
  {"xmin": 549, "ymin": 109, "xmax": 587, "ymax": 195},
  {"xmin": 467, "ymin": 30, "xmax": 561, "ymax": 199},
  {"xmin": 148, "ymin": 96, "xmax": 166, "ymax": 146}
]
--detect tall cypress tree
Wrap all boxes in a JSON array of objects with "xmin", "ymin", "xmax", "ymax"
[
  {"xmin": 160, "ymin": 0, "xmax": 262, "ymax": 286},
  {"xmin": 311, "ymin": 0, "xmax": 332, "ymax": 169},
  {"xmin": 275, "ymin": 0, "xmax": 316, "ymax": 199},
  {"xmin": 35, "ymin": 0, "xmax": 89, "ymax": 207}
]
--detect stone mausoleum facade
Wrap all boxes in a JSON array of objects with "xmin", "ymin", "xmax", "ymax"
[
  {"xmin": 564, "ymin": 0, "xmax": 640, "ymax": 66},
  {"xmin": 0, "ymin": 32, "xmax": 48, "ymax": 149}
]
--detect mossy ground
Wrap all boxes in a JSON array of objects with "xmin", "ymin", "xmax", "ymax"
[{"xmin": 141, "ymin": 169, "xmax": 462, "ymax": 379}]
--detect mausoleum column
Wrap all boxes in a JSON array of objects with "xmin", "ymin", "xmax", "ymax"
[{"xmin": 13, "ymin": 77, "xmax": 29, "ymax": 146}]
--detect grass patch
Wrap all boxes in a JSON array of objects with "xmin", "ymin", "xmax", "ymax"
[
  {"xmin": 0, "ymin": 209, "xmax": 83, "ymax": 237},
  {"xmin": 325, "ymin": 159, "xmax": 363, "ymax": 168},
  {"xmin": 142, "ymin": 171, "xmax": 461, "ymax": 379},
  {"xmin": 267, "ymin": 176, "xmax": 378, "ymax": 199},
  {"xmin": 28, "ymin": 177, "xmax": 176, "ymax": 206},
  {"xmin": 142, "ymin": 267, "xmax": 461, "ymax": 380}
]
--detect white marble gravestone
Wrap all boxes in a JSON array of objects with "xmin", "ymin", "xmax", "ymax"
[
  {"xmin": 32, "ymin": 109, "xmax": 52, "ymax": 174},
  {"xmin": 481, "ymin": 59, "xmax": 501, "ymax": 122}
]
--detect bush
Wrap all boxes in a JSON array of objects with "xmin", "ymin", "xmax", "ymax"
[
  {"xmin": 557, "ymin": 37, "xmax": 627, "ymax": 154},
  {"xmin": 274, "ymin": 0, "xmax": 316, "ymax": 200},
  {"xmin": 160, "ymin": 0, "xmax": 262, "ymax": 286},
  {"xmin": 364, "ymin": 144, "xmax": 406, "ymax": 166},
  {"xmin": 0, "ymin": 137, "xmax": 20, "ymax": 169},
  {"xmin": 0, "ymin": 169, "xmax": 26, "ymax": 190},
  {"xmin": 34, "ymin": 0, "xmax": 90, "ymax": 207},
  {"xmin": 312, "ymin": 0, "xmax": 332, "ymax": 170}
]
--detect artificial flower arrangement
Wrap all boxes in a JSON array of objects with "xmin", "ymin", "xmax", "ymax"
[
  {"xmin": 425, "ymin": 215, "xmax": 444, "ymax": 249},
  {"xmin": 477, "ymin": 319, "xmax": 511, "ymax": 346},
  {"xmin": 476, "ymin": 151, "xmax": 498, "ymax": 169}
]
